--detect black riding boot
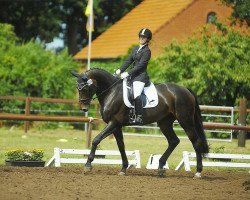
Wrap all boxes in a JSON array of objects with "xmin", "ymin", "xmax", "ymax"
[{"xmin": 134, "ymin": 96, "xmax": 143, "ymax": 125}]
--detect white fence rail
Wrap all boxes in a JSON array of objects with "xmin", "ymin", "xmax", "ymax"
[
  {"xmin": 46, "ymin": 148, "xmax": 141, "ymax": 168},
  {"xmin": 175, "ymin": 151, "xmax": 250, "ymax": 171},
  {"xmin": 200, "ymin": 105, "xmax": 234, "ymax": 142}
]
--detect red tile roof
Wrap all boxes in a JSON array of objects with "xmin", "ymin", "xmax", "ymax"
[{"xmin": 74, "ymin": 0, "xmax": 195, "ymax": 60}]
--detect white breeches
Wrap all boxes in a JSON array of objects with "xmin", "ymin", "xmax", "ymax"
[{"xmin": 133, "ymin": 81, "xmax": 145, "ymax": 99}]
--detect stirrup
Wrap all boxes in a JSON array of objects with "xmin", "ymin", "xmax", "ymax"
[{"xmin": 130, "ymin": 115, "xmax": 143, "ymax": 125}]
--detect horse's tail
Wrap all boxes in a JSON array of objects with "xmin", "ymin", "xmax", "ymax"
[{"xmin": 188, "ymin": 89, "xmax": 209, "ymax": 154}]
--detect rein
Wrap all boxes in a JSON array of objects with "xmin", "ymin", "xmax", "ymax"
[
  {"xmin": 78, "ymin": 77, "xmax": 122, "ymax": 103},
  {"xmin": 92, "ymin": 78, "xmax": 122, "ymax": 100}
]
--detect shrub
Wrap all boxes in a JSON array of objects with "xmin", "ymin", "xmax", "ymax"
[
  {"xmin": 0, "ymin": 23, "xmax": 80, "ymax": 111},
  {"xmin": 5, "ymin": 149, "xmax": 44, "ymax": 161}
]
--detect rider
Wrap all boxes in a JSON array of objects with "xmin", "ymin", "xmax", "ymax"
[{"xmin": 115, "ymin": 28, "xmax": 152, "ymax": 124}]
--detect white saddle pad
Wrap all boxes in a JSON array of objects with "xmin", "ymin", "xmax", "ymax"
[{"xmin": 123, "ymin": 78, "xmax": 158, "ymax": 108}]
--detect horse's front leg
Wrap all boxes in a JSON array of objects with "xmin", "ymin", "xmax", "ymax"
[
  {"xmin": 113, "ymin": 128, "xmax": 129, "ymax": 176},
  {"xmin": 84, "ymin": 121, "xmax": 117, "ymax": 173}
]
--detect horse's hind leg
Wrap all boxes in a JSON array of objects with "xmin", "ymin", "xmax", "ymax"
[
  {"xmin": 178, "ymin": 119, "xmax": 203, "ymax": 178},
  {"xmin": 157, "ymin": 115, "xmax": 180, "ymax": 177}
]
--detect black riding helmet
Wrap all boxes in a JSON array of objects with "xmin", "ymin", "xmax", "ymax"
[{"xmin": 138, "ymin": 28, "xmax": 152, "ymax": 40}]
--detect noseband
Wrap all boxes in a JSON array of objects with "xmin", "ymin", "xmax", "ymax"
[
  {"xmin": 77, "ymin": 77, "xmax": 95, "ymax": 104},
  {"xmin": 77, "ymin": 80, "xmax": 92, "ymax": 91}
]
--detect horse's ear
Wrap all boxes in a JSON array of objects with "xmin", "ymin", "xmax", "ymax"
[{"xmin": 69, "ymin": 70, "xmax": 79, "ymax": 78}]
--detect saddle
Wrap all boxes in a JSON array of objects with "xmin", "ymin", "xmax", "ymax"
[{"xmin": 123, "ymin": 78, "xmax": 158, "ymax": 108}]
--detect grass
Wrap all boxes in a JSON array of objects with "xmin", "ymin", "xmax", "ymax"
[{"xmin": 0, "ymin": 126, "xmax": 249, "ymax": 171}]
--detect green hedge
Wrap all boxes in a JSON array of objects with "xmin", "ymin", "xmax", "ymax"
[{"xmin": 0, "ymin": 23, "xmax": 80, "ymax": 111}]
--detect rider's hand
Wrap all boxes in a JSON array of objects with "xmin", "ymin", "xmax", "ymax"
[
  {"xmin": 121, "ymin": 72, "xmax": 129, "ymax": 79},
  {"xmin": 115, "ymin": 69, "xmax": 121, "ymax": 75}
]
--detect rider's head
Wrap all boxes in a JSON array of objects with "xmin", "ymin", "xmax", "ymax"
[{"xmin": 138, "ymin": 28, "xmax": 152, "ymax": 44}]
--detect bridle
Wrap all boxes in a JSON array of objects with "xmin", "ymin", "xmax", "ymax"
[
  {"xmin": 77, "ymin": 79, "xmax": 96, "ymax": 104},
  {"xmin": 77, "ymin": 76, "xmax": 122, "ymax": 104}
]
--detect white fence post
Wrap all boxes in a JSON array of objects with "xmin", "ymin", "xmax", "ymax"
[
  {"xmin": 146, "ymin": 154, "xmax": 169, "ymax": 169},
  {"xmin": 183, "ymin": 151, "xmax": 191, "ymax": 171},
  {"xmin": 54, "ymin": 147, "xmax": 61, "ymax": 167},
  {"xmin": 134, "ymin": 150, "xmax": 141, "ymax": 168}
]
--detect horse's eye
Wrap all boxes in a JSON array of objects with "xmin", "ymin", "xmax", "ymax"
[{"xmin": 77, "ymin": 82, "xmax": 87, "ymax": 90}]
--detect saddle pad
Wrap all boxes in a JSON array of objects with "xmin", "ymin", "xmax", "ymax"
[{"xmin": 123, "ymin": 78, "xmax": 158, "ymax": 108}]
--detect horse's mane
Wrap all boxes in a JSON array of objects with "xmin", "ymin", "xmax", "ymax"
[
  {"xmin": 86, "ymin": 67, "xmax": 119, "ymax": 82},
  {"xmin": 87, "ymin": 67, "xmax": 111, "ymax": 75}
]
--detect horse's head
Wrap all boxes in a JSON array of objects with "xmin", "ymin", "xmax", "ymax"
[{"xmin": 70, "ymin": 70, "xmax": 97, "ymax": 112}]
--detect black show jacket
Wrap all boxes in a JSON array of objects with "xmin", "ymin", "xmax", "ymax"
[{"xmin": 120, "ymin": 45, "xmax": 151, "ymax": 85}]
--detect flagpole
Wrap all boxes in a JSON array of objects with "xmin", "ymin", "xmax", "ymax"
[
  {"xmin": 85, "ymin": 0, "xmax": 93, "ymax": 132},
  {"xmin": 87, "ymin": 0, "xmax": 93, "ymax": 70}
]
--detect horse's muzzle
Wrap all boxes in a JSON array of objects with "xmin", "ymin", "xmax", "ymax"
[
  {"xmin": 80, "ymin": 104, "xmax": 89, "ymax": 112},
  {"xmin": 82, "ymin": 108, "xmax": 88, "ymax": 112}
]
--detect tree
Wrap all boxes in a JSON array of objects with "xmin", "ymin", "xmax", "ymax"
[
  {"xmin": 148, "ymin": 22, "xmax": 250, "ymax": 106},
  {"xmin": 0, "ymin": 0, "xmax": 62, "ymax": 42},
  {"xmin": 220, "ymin": 0, "xmax": 250, "ymax": 26},
  {"xmin": 0, "ymin": 0, "xmax": 142, "ymax": 55},
  {"xmin": 0, "ymin": 23, "xmax": 80, "ymax": 110},
  {"xmin": 55, "ymin": 0, "xmax": 142, "ymax": 55}
]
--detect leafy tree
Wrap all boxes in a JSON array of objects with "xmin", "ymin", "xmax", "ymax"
[
  {"xmin": 0, "ymin": 0, "xmax": 142, "ymax": 55},
  {"xmin": 0, "ymin": 23, "xmax": 80, "ymax": 110},
  {"xmin": 149, "ymin": 22, "xmax": 250, "ymax": 106},
  {"xmin": 0, "ymin": 0, "xmax": 62, "ymax": 42},
  {"xmin": 0, "ymin": 23, "xmax": 18, "ymax": 49},
  {"xmin": 220, "ymin": 0, "xmax": 250, "ymax": 26},
  {"xmin": 51, "ymin": 0, "xmax": 142, "ymax": 55}
]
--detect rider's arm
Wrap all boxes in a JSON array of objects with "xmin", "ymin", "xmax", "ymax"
[{"xmin": 120, "ymin": 48, "xmax": 136, "ymax": 73}]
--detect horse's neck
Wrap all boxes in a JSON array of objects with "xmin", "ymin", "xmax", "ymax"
[
  {"xmin": 87, "ymin": 69, "xmax": 117, "ymax": 98},
  {"xmin": 88, "ymin": 68, "xmax": 115, "ymax": 87}
]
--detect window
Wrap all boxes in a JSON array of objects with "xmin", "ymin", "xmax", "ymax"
[{"xmin": 207, "ymin": 12, "xmax": 217, "ymax": 23}]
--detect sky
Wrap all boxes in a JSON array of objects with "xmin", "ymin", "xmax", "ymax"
[{"xmin": 45, "ymin": 37, "xmax": 64, "ymax": 50}]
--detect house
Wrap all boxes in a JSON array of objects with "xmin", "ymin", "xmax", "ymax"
[{"xmin": 74, "ymin": 0, "xmax": 232, "ymax": 61}]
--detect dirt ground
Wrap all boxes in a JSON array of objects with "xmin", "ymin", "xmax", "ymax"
[{"xmin": 0, "ymin": 166, "xmax": 249, "ymax": 200}]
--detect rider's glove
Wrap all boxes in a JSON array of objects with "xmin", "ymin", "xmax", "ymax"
[
  {"xmin": 121, "ymin": 72, "xmax": 129, "ymax": 79},
  {"xmin": 115, "ymin": 69, "xmax": 121, "ymax": 75}
]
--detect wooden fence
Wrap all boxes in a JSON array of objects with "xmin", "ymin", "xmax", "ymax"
[
  {"xmin": 0, "ymin": 95, "xmax": 100, "ymax": 131},
  {"xmin": 0, "ymin": 96, "xmax": 249, "ymax": 147}
]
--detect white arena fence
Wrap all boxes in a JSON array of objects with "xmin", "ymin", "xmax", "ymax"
[
  {"xmin": 146, "ymin": 154, "xmax": 169, "ymax": 169},
  {"xmin": 175, "ymin": 151, "xmax": 250, "ymax": 171},
  {"xmin": 46, "ymin": 149, "xmax": 250, "ymax": 172},
  {"xmin": 46, "ymin": 148, "xmax": 141, "ymax": 168}
]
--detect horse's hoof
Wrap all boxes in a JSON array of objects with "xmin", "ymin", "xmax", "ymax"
[
  {"xmin": 158, "ymin": 168, "xmax": 166, "ymax": 177},
  {"xmin": 84, "ymin": 165, "xmax": 92, "ymax": 174},
  {"xmin": 193, "ymin": 172, "xmax": 202, "ymax": 179},
  {"xmin": 118, "ymin": 171, "xmax": 126, "ymax": 176}
]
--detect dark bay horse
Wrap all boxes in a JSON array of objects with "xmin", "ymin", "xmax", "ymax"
[{"xmin": 70, "ymin": 68, "xmax": 209, "ymax": 178}]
